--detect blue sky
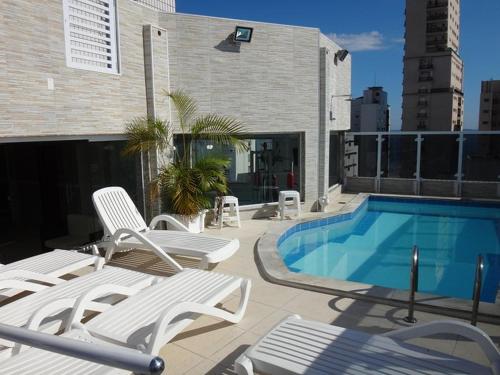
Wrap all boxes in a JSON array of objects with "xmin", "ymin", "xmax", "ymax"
[{"xmin": 177, "ymin": 0, "xmax": 500, "ymax": 130}]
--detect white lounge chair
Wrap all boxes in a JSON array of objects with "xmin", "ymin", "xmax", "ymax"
[
  {"xmin": 50, "ymin": 267, "xmax": 251, "ymax": 355},
  {"xmin": 0, "ymin": 249, "xmax": 104, "ymax": 298},
  {"xmin": 235, "ymin": 315, "xmax": 500, "ymax": 375},
  {"xmin": 0, "ymin": 324, "xmax": 164, "ymax": 375},
  {"xmin": 92, "ymin": 186, "xmax": 240, "ymax": 269},
  {"xmin": 0, "ymin": 266, "xmax": 156, "ymax": 355}
]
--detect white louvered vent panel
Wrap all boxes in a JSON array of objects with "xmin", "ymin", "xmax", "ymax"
[{"xmin": 63, "ymin": 0, "xmax": 119, "ymax": 74}]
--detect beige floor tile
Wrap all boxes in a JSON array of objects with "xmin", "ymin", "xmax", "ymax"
[
  {"xmin": 281, "ymin": 290, "xmax": 342, "ymax": 323},
  {"xmin": 330, "ymin": 310, "xmax": 395, "ymax": 335},
  {"xmin": 452, "ymin": 339, "xmax": 491, "ymax": 367},
  {"xmin": 173, "ymin": 315, "xmax": 246, "ymax": 357},
  {"xmin": 249, "ymin": 309, "xmax": 294, "ymax": 336},
  {"xmin": 182, "ymin": 359, "xmax": 218, "ymax": 375},
  {"xmin": 158, "ymin": 343, "xmax": 204, "ymax": 375},
  {"xmin": 220, "ymin": 296, "xmax": 276, "ymax": 331},
  {"xmin": 211, "ymin": 331, "xmax": 261, "ymax": 367},
  {"xmin": 248, "ymin": 280, "xmax": 303, "ymax": 308}
]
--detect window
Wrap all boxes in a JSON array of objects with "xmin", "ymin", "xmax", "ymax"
[
  {"xmin": 174, "ymin": 134, "xmax": 302, "ymax": 205},
  {"xmin": 62, "ymin": 0, "xmax": 119, "ymax": 74}
]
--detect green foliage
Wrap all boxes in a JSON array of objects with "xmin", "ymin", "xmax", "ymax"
[
  {"xmin": 125, "ymin": 91, "xmax": 246, "ymax": 216},
  {"xmin": 122, "ymin": 117, "xmax": 171, "ymax": 156},
  {"xmin": 155, "ymin": 156, "xmax": 230, "ymax": 216}
]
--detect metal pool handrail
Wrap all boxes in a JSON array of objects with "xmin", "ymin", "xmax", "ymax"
[
  {"xmin": 471, "ymin": 254, "xmax": 484, "ymax": 326},
  {"xmin": 404, "ymin": 246, "xmax": 419, "ymax": 324}
]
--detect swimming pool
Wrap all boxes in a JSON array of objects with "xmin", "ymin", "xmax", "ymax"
[{"xmin": 278, "ymin": 197, "xmax": 500, "ymax": 302}]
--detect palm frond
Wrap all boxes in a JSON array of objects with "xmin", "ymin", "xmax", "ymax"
[
  {"xmin": 123, "ymin": 117, "xmax": 171, "ymax": 155},
  {"xmin": 193, "ymin": 156, "xmax": 230, "ymax": 193},
  {"xmin": 164, "ymin": 90, "xmax": 197, "ymax": 134},
  {"xmin": 191, "ymin": 114, "xmax": 249, "ymax": 152}
]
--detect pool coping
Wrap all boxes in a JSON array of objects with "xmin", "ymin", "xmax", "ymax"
[{"xmin": 256, "ymin": 193, "xmax": 500, "ymax": 322}]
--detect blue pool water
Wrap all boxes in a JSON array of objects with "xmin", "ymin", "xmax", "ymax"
[{"xmin": 278, "ymin": 197, "xmax": 500, "ymax": 301}]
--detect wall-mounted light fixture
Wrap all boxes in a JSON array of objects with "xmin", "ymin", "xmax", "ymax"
[
  {"xmin": 334, "ymin": 49, "xmax": 349, "ymax": 64},
  {"xmin": 234, "ymin": 26, "xmax": 253, "ymax": 43}
]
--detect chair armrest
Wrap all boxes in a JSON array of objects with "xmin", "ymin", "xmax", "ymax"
[
  {"xmin": 149, "ymin": 215, "xmax": 190, "ymax": 232},
  {"xmin": 147, "ymin": 279, "xmax": 251, "ymax": 355},
  {"xmin": 0, "ymin": 279, "xmax": 51, "ymax": 293},
  {"xmin": 147, "ymin": 301, "xmax": 241, "ymax": 354},
  {"xmin": 113, "ymin": 228, "xmax": 183, "ymax": 273},
  {"xmin": 65, "ymin": 283, "xmax": 144, "ymax": 331},
  {"xmin": 384, "ymin": 320, "xmax": 500, "ymax": 371},
  {"xmin": 13, "ymin": 297, "xmax": 79, "ymax": 354},
  {"xmin": 0, "ymin": 270, "xmax": 65, "ymax": 285}
]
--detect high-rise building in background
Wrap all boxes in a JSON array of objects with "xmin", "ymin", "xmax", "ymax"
[
  {"xmin": 402, "ymin": 0, "xmax": 464, "ymax": 131},
  {"xmin": 351, "ymin": 87, "xmax": 390, "ymax": 132},
  {"xmin": 478, "ymin": 80, "xmax": 500, "ymax": 130}
]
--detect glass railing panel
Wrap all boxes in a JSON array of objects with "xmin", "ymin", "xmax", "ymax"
[
  {"xmin": 420, "ymin": 134, "xmax": 458, "ymax": 180},
  {"xmin": 345, "ymin": 134, "xmax": 378, "ymax": 177},
  {"xmin": 463, "ymin": 134, "xmax": 500, "ymax": 182},
  {"xmin": 382, "ymin": 134, "xmax": 417, "ymax": 178}
]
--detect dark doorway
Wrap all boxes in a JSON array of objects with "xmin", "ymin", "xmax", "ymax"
[{"xmin": 0, "ymin": 140, "xmax": 141, "ymax": 263}]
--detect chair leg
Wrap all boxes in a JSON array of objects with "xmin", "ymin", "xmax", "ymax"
[
  {"xmin": 236, "ymin": 204, "xmax": 241, "ymax": 228},
  {"xmin": 104, "ymin": 247, "xmax": 115, "ymax": 262},
  {"xmin": 234, "ymin": 353, "xmax": 254, "ymax": 375},
  {"xmin": 218, "ymin": 204, "xmax": 224, "ymax": 229}
]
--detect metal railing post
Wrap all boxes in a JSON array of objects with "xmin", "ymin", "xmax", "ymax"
[
  {"xmin": 455, "ymin": 132, "xmax": 464, "ymax": 197},
  {"xmin": 376, "ymin": 134, "xmax": 383, "ymax": 193},
  {"xmin": 414, "ymin": 134, "xmax": 423, "ymax": 195},
  {"xmin": 471, "ymin": 254, "xmax": 484, "ymax": 326},
  {"xmin": 404, "ymin": 246, "xmax": 419, "ymax": 323}
]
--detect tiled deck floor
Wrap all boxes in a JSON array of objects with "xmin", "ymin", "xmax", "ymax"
[{"xmin": 106, "ymin": 194, "xmax": 500, "ymax": 374}]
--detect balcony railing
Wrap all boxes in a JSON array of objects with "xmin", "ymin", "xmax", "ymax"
[{"xmin": 343, "ymin": 131, "xmax": 500, "ymax": 198}]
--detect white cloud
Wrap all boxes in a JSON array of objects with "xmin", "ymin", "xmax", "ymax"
[
  {"xmin": 327, "ymin": 31, "xmax": 386, "ymax": 52},
  {"xmin": 391, "ymin": 37, "xmax": 405, "ymax": 44}
]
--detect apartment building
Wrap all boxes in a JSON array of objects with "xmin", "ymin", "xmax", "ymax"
[
  {"xmin": 478, "ymin": 80, "xmax": 500, "ymax": 131},
  {"xmin": 0, "ymin": 0, "xmax": 351, "ymax": 261},
  {"xmin": 402, "ymin": 0, "xmax": 464, "ymax": 131},
  {"xmin": 351, "ymin": 87, "xmax": 390, "ymax": 132}
]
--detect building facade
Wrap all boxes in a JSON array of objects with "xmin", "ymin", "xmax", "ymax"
[
  {"xmin": 478, "ymin": 80, "xmax": 500, "ymax": 131},
  {"xmin": 351, "ymin": 87, "xmax": 390, "ymax": 132},
  {"xmin": 0, "ymin": 0, "xmax": 350, "ymax": 261},
  {"xmin": 402, "ymin": 0, "xmax": 464, "ymax": 131}
]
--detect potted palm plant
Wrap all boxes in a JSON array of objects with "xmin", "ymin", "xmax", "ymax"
[{"xmin": 123, "ymin": 90, "xmax": 247, "ymax": 233}]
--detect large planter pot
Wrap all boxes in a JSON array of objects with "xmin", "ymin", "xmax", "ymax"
[{"xmin": 169, "ymin": 210, "xmax": 207, "ymax": 233}]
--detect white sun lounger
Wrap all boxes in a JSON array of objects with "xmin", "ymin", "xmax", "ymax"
[
  {"xmin": 0, "ymin": 249, "xmax": 104, "ymax": 298},
  {"xmin": 56, "ymin": 268, "xmax": 251, "ymax": 355},
  {"xmin": 0, "ymin": 266, "xmax": 156, "ymax": 354},
  {"xmin": 0, "ymin": 325, "xmax": 164, "ymax": 375},
  {"xmin": 93, "ymin": 186, "xmax": 239, "ymax": 269},
  {"xmin": 235, "ymin": 315, "xmax": 500, "ymax": 375}
]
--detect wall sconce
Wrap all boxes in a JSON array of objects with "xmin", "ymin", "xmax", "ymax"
[{"xmin": 206, "ymin": 144, "xmax": 214, "ymax": 150}]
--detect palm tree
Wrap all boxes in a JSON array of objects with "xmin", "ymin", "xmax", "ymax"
[{"xmin": 123, "ymin": 90, "xmax": 247, "ymax": 216}]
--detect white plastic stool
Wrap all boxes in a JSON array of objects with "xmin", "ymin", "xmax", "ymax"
[
  {"xmin": 278, "ymin": 190, "xmax": 301, "ymax": 220},
  {"xmin": 215, "ymin": 196, "xmax": 241, "ymax": 229}
]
